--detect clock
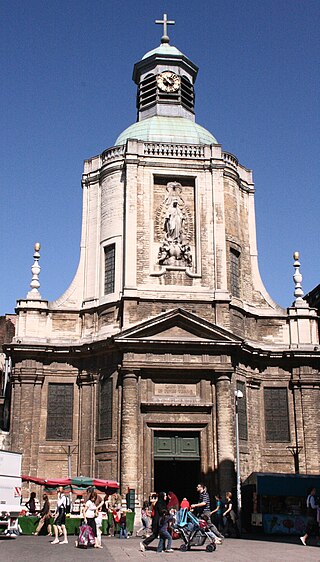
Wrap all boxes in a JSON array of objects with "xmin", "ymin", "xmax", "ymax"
[{"xmin": 157, "ymin": 71, "xmax": 181, "ymax": 92}]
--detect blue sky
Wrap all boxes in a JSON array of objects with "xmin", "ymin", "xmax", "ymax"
[{"xmin": 1, "ymin": 0, "xmax": 319, "ymax": 314}]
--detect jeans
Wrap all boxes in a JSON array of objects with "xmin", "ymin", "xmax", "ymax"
[
  {"xmin": 157, "ymin": 530, "xmax": 172, "ymax": 552},
  {"xmin": 119, "ymin": 525, "xmax": 127, "ymax": 539}
]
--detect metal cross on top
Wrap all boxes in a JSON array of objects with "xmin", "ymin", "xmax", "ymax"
[{"xmin": 155, "ymin": 13, "xmax": 175, "ymax": 44}]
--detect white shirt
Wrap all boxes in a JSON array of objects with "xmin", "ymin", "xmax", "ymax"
[
  {"xmin": 57, "ymin": 494, "xmax": 66, "ymax": 510},
  {"xmin": 85, "ymin": 500, "xmax": 96, "ymax": 518}
]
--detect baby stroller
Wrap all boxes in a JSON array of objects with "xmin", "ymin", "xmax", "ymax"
[{"xmin": 174, "ymin": 509, "xmax": 216, "ymax": 552}]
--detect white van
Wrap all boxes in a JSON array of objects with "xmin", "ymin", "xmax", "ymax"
[{"xmin": 0, "ymin": 450, "xmax": 22, "ymax": 536}]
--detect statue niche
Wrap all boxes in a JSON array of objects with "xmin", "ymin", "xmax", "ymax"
[{"xmin": 156, "ymin": 182, "xmax": 193, "ymax": 267}]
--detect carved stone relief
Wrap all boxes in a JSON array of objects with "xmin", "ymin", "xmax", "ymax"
[{"xmin": 155, "ymin": 182, "xmax": 193, "ymax": 267}]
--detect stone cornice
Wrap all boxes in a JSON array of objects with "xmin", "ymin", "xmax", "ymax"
[
  {"xmin": 77, "ymin": 369, "xmax": 98, "ymax": 386},
  {"xmin": 12, "ymin": 368, "xmax": 44, "ymax": 385},
  {"xmin": 118, "ymin": 367, "xmax": 140, "ymax": 379}
]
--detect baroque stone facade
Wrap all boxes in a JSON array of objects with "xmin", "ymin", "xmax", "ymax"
[{"xmin": 4, "ymin": 26, "xmax": 320, "ymax": 503}]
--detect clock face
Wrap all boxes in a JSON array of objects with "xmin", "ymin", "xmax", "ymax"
[{"xmin": 157, "ymin": 71, "xmax": 181, "ymax": 92}]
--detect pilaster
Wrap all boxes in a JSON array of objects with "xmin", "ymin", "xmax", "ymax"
[
  {"xmin": 215, "ymin": 373, "xmax": 234, "ymax": 494},
  {"xmin": 120, "ymin": 370, "xmax": 139, "ymax": 493}
]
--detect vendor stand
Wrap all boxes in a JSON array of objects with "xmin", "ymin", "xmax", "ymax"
[
  {"xmin": 18, "ymin": 512, "xmax": 135, "ymax": 536},
  {"xmin": 19, "ymin": 475, "xmax": 131, "ymax": 535},
  {"xmin": 243, "ymin": 472, "xmax": 320, "ymax": 535}
]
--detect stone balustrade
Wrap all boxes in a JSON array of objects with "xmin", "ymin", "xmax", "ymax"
[
  {"xmin": 102, "ymin": 145, "xmax": 125, "ymax": 163},
  {"xmin": 143, "ymin": 142, "xmax": 206, "ymax": 158},
  {"xmin": 223, "ymin": 151, "xmax": 239, "ymax": 171}
]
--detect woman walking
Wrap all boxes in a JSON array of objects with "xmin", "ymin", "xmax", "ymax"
[
  {"xmin": 33, "ymin": 494, "xmax": 51, "ymax": 535},
  {"xmin": 223, "ymin": 491, "xmax": 239, "ymax": 538},
  {"xmin": 211, "ymin": 494, "xmax": 224, "ymax": 532},
  {"xmin": 51, "ymin": 486, "xmax": 68, "ymax": 545},
  {"xmin": 25, "ymin": 492, "xmax": 37, "ymax": 514},
  {"xmin": 140, "ymin": 492, "xmax": 167, "ymax": 552},
  {"xmin": 83, "ymin": 490, "xmax": 103, "ymax": 548}
]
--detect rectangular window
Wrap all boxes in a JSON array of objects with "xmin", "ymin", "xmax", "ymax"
[
  {"xmin": 99, "ymin": 378, "xmax": 113, "ymax": 439},
  {"xmin": 46, "ymin": 383, "xmax": 73, "ymax": 440},
  {"xmin": 104, "ymin": 244, "xmax": 115, "ymax": 295},
  {"xmin": 230, "ymin": 248, "xmax": 240, "ymax": 297},
  {"xmin": 264, "ymin": 387, "xmax": 290, "ymax": 442},
  {"xmin": 237, "ymin": 381, "xmax": 248, "ymax": 440}
]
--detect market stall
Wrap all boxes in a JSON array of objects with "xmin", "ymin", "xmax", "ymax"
[
  {"xmin": 19, "ymin": 475, "xmax": 125, "ymax": 535},
  {"xmin": 243, "ymin": 472, "xmax": 320, "ymax": 535},
  {"xmin": 18, "ymin": 512, "xmax": 135, "ymax": 536},
  {"xmin": 17, "ymin": 516, "xmax": 82, "ymax": 535},
  {"xmin": 22, "ymin": 475, "xmax": 119, "ymax": 494}
]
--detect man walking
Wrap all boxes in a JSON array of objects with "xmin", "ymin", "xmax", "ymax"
[{"xmin": 191, "ymin": 483, "xmax": 211, "ymax": 517}]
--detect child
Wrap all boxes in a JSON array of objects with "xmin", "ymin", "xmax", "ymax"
[
  {"xmin": 180, "ymin": 497, "xmax": 190, "ymax": 510},
  {"xmin": 119, "ymin": 510, "xmax": 128, "ymax": 539},
  {"xmin": 95, "ymin": 507, "xmax": 103, "ymax": 548},
  {"xmin": 157, "ymin": 509, "xmax": 174, "ymax": 553},
  {"xmin": 136, "ymin": 500, "xmax": 151, "ymax": 537}
]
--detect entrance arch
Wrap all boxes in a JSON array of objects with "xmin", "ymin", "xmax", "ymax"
[{"xmin": 153, "ymin": 431, "xmax": 201, "ymax": 504}]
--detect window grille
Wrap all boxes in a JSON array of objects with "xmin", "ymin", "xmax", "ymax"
[
  {"xmin": 104, "ymin": 244, "xmax": 115, "ymax": 295},
  {"xmin": 230, "ymin": 248, "xmax": 240, "ymax": 297},
  {"xmin": 237, "ymin": 381, "xmax": 248, "ymax": 440},
  {"xmin": 99, "ymin": 378, "xmax": 113, "ymax": 439},
  {"xmin": 46, "ymin": 383, "xmax": 73, "ymax": 440},
  {"xmin": 264, "ymin": 387, "xmax": 290, "ymax": 442}
]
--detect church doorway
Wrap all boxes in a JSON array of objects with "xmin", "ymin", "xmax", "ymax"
[{"xmin": 153, "ymin": 432, "xmax": 201, "ymax": 504}]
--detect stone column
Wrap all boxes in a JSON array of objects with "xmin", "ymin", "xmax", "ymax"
[
  {"xmin": 215, "ymin": 373, "xmax": 235, "ymax": 494},
  {"xmin": 120, "ymin": 371, "xmax": 139, "ymax": 494}
]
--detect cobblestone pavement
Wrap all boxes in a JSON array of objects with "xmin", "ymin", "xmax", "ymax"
[{"xmin": 1, "ymin": 534, "xmax": 320, "ymax": 562}]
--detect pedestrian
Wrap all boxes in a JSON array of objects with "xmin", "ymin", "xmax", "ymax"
[
  {"xmin": 156, "ymin": 508, "xmax": 174, "ymax": 553},
  {"xmin": 167, "ymin": 491, "xmax": 179, "ymax": 511},
  {"xmin": 222, "ymin": 491, "xmax": 239, "ymax": 538},
  {"xmin": 25, "ymin": 492, "xmax": 37, "ymax": 515},
  {"xmin": 211, "ymin": 494, "xmax": 224, "ymax": 531},
  {"xmin": 300, "ymin": 487, "xmax": 320, "ymax": 546},
  {"xmin": 119, "ymin": 510, "xmax": 128, "ymax": 539},
  {"xmin": 201, "ymin": 513, "xmax": 223, "ymax": 544},
  {"xmin": 95, "ymin": 506, "xmax": 103, "ymax": 548},
  {"xmin": 33, "ymin": 494, "xmax": 51, "ymax": 535},
  {"xmin": 140, "ymin": 492, "xmax": 167, "ymax": 552},
  {"xmin": 97, "ymin": 493, "xmax": 109, "ymax": 514},
  {"xmin": 180, "ymin": 497, "xmax": 190, "ymax": 510},
  {"xmin": 191, "ymin": 483, "xmax": 211, "ymax": 517},
  {"xmin": 136, "ymin": 500, "xmax": 151, "ymax": 537},
  {"xmin": 108, "ymin": 492, "xmax": 122, "ymax": 537},
  {"xmin": 51, "ymin": 486, "xmax": 68, "ymax": 545},
  {"xmin": 83, "ymin": 490, "xmax": 103, "ymax": 548}
]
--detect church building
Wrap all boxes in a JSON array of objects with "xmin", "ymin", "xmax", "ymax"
[{"xmin": 5, "ymin": 16, "xmax": 320, "ymax": 503}]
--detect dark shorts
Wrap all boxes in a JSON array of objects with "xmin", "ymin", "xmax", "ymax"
[{"xmin": 54, "ymin": 507, "xmax": 66, "ymax": 527}]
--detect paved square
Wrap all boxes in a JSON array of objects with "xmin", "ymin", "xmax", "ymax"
[{"xmin": 1, "ymin": 535, "xmax": 320, "ymax": 562}]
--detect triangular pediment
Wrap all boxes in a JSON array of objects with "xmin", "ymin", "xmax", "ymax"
[{"xmin": 114, "ymin": 308, "xmax": 242, "ymax": 346}]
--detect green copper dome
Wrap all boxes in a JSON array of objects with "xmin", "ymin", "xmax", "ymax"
[{"xmin": 115, "ymin": 116, "xmax": 217, "ymax": 146}]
